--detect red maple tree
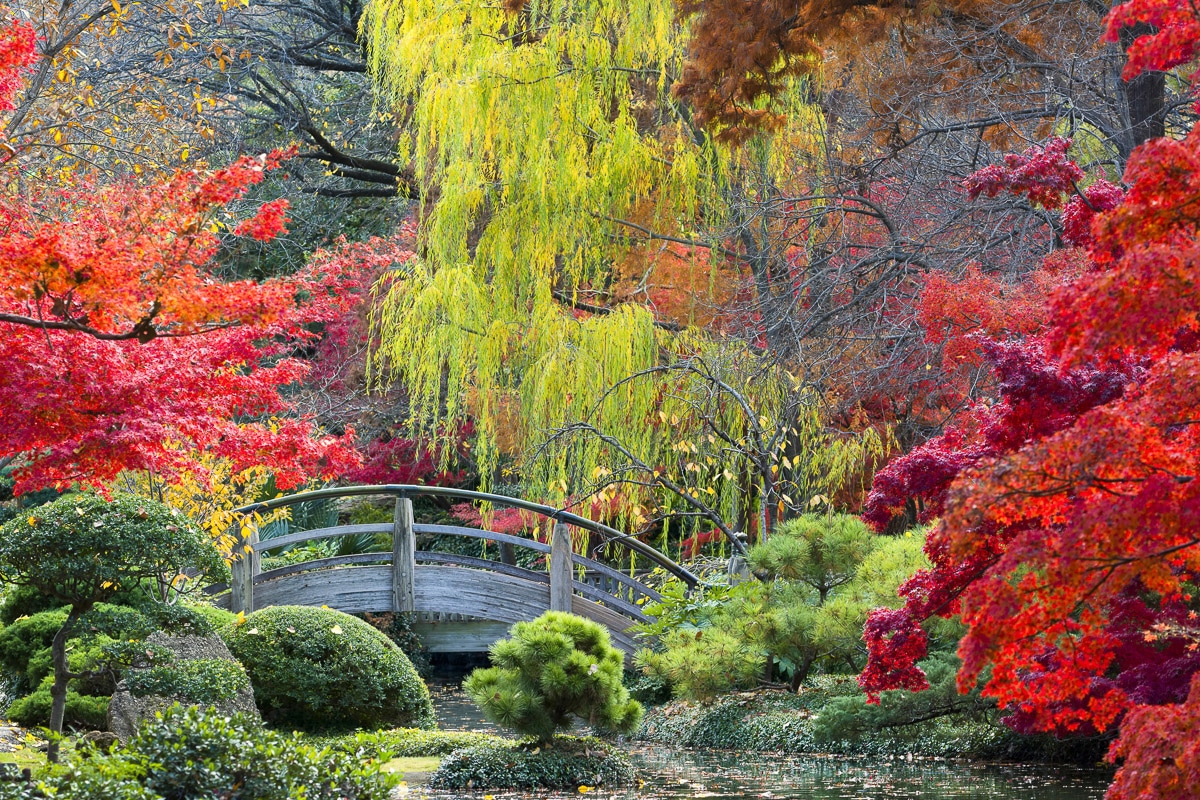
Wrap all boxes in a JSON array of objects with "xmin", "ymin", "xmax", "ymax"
[
  {"xmin": 0, "ymin": 21, "xmax": 365, "ymax": 494},
  {"xmin": 860, "ymin": 3, "xmax": 1200, "ymax": 796}
]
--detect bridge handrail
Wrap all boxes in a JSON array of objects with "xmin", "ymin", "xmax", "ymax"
[
  {"xmin": 230, "ymin": 484, "xmax": 698, "ymax": 587},
  {"xmin": 252, "ymin": 523, "xmax": 662, "ymax": 604}
]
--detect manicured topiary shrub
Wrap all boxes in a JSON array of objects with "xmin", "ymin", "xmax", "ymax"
[
  {"xmin": 430, "ymin": 737, "xmax": 635, "ymax": 791},
  {"xmin": 222, "ymin": 605, "xmax": 434, "ymax": 731},
  {"xmin": 465, "ymin": 611, "xmax": 642, "ymax": 744}
]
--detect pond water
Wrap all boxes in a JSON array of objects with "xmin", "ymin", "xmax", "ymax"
[{"xmin": 421, "ymin": 682, "xmax": 1112, "ymax": 800}]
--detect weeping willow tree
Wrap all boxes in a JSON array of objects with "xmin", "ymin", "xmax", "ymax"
[{"xmin": 363, "ymin": 0, "xmax": 886, "ymax": 548}]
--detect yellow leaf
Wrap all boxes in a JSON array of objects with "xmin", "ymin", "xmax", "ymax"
[{"xmin": 330, "ymin": 625, "xmax": 343, "ymax": 635}]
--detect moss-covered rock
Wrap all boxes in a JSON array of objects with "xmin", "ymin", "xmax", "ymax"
[
  {"xmin": 430, "ymin": 737, "xmax": 636, "ymax": 791},
  {"xmin": 222, "ymin": 606, "xmax": 434, "ymax": 731}
]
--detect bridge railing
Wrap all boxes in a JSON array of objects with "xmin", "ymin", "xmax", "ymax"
[{"xmin": 216, "ymin": 485, "xmax": 697, "ymax": 624}]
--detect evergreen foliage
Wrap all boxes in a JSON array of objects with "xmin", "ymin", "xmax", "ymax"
[
  {"xmin": 464, "ymin": 611, "xmax": 642, "ymax": 744},
  {"xmin": 638, "ymin": 517, "xmax": 929, "ymax": 698},
  {"xmin": 221, "ymin": 606, "xmax": 434, "ymax": 731},
  {"xmin": 0, "ymin": 493, "xmax": 222, "ymax": 759},
  {"xmin": 431, "ymin": 737, "xmax": 636, "ymax": 791}
]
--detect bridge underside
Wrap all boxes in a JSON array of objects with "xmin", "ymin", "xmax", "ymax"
[{"xmin": 220, "ymin": 564, "xmax": 641, "ymax": 656}]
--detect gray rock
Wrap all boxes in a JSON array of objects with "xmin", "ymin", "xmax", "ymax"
[
  {"xmin": 80, "ymin": 730, "xmax": 119, "ymax": 752},
  {"xmin": 108, "ymin": 632, "xmax": 259, "ymax": 743}
]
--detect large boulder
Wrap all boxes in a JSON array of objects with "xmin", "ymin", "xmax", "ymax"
[{"xmin": 108, "ymin": 632, "xmax": 258, "ymax": 743}]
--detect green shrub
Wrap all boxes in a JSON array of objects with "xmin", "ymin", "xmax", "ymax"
[
  {"xmin": 636, "ymin": 625, "xmax": 764, "ymax": 701},
  {"xmin": 178, "ymin": 601, "xmax": 236, "ymax": 633},
  {"xmin": 7, "ymin": 679, "xmax": 109, "ymax": 729},
  {"xmin": 126, "ymin": 658, "xmax": 250, "ymax": 705},
  {"xmin": 130, "ymin": 705, "xmax": 394, "ymax": 799},
  {"xmin": 0, "ymin": 609, "xmax": 68, "ymax": 686},
  {"xmin": 222, "ymin": 605, "xmax": 434, "ymax": 731},
  {"xmin": 0, "ymin": 585, "xmax": 64, "ymax": 625},
  {"xmin": 18, "ymin": 704, "xmax": 397, "ymax": 799},
  {"xmin": 635, "ymin": 681, "xmax": 1034, "ymax": 760},
  {"xmin": 328, "ymin": 728, "xmax": 506, "ymax": 759},
  {"xmin": 465, "ymin": 611, "xmax": 642, "ymax": 744},
  {"xmin": 430, "ymin": 737, "xmax": 635, "ymax": 790},
  {"xmin": 636, "ymin": 519, "xmax": 932, "ymax": 699},
  {"xmin": 0, "ymin": 492, "xmax": 225, "ymax": 760}
]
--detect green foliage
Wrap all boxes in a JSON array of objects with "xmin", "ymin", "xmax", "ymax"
[
  {"xmin": 327, "ymin": 728, "xmax": 505, "ymax": 760},
  {"xmin": 0, "ymin": 608, "xmax": 68, "ymax": 687},
  {"xmin": 16, "ymin": 705, "xmax": 397, "ymax": 799},
  {"xmin": 430, "ymin": 737, "xmax": 636, "ymax": 791},
  {"xmin": 180, "ymin": 602, "xmax": 236, "ymax": 633},
  {"xmin": 750, "ymin": 514, "xmax": 875, "ymax": 599},
  {"xmin": 632, "ymin": 575, "xmax": 740, "ymax": 639},
  {"xmin": 809, "ymin": 650, "xmax": 1000, "ymax": 745},
  {"xmin": 125, "ymin": 658, "xmax": 250, "ymax": 705},
  {"xmin": 0, "ymin": 585, "xmax": 64, "ymax": 625},
  {"xmin": 637, "ymin": 519, "xmax": 931, "ymax": 699},
  {"xmin": 636, "ymin": 625, "xmax": 764, "ymax": 701},
  {"xmin": 464, "ymin": 611, "xmax": 642, "ymax": 744},
  {"xmin": 7, "ymin": 678, "xmax": 109, "ymax": 729},
  {"xmin": 0, "ymin": 493, "xmax": 224, "ymax": 608},
  {"xmin": 359, "ymin": 612, "xmax": 432, "ymax": 678},
  {"xmin": 636, "ymin": 680, "xmax": 1017, "ymax": 759},
  {"xmin": 221, "ymin": 606, "xmax": 434, "ymax": 731}
]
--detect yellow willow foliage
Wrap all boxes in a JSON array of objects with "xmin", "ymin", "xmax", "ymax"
[
  {"xmin": 118, "ymin": 457, "xmax": 288, "ymax": 562},
  {"xmin": 364, "ymin": 0, "xmax": 857, "ymax": 527}
]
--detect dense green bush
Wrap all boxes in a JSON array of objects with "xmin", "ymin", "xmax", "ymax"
[
  {"xmin": 0, "ymin": 601, "xmax": 218, "ymax": 731},
  {"xmin": 328, "ymin": 727, "xmax": 506, "ymax": 759},
  {"xmin": 7, "ymin": 679, "xmax": 109, "ymax": 729},
  {"xmin": 182, "ymin": 602, "xmax": 237, "ymax": 632},
  {"xmin": 430, "ymin": 737, "xmax": 635, "ymax": 790},
  {"xmin": 1, "ymin": 705, "xmax": 397, "ymax": 799},
  {"xmin": 637, "ymin": 518, "xmax": 930, "ymax": 699},
  {"xmin": 0, "ymin": 609, "xmax": 68, "ymax": 688},
  {"xmin": 222, "ymin": 605, "xmax": 434, "ymax": 731},
  {"xmin": 465, "ymin": 611, "xmax": 642, "ymax": 744},
  {"xmin": 125, "ymin": 658, "xmax": 250, "ymax": 704}
]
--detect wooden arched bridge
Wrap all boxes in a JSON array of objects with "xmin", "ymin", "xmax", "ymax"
[{"xmin": 207, "ymin": 485, "xmax": 699, "ymax": 656}]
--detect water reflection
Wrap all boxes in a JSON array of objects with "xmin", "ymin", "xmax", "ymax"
[
  {"xmin": 420, "ymin": 682, "xmax": 1111, "ymax": 800},
  {"xmin": 626, "ymin": 745, "xmax": 1110, "ymax": 800}
]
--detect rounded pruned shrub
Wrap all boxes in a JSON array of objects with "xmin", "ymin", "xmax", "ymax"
[
  {"xmin": 222, "ymin": 605, "xmax": 434, "ymax": 731},
  {"xmin": 464, "ymin": 611, "xmax": 642, "ymax": 744}
]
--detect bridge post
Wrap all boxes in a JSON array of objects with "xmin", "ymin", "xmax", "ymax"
[
  {"xmin": 392, "ymin": 496, "xmax": 416, "ymax": 613},
  {"xmin": 230, "ymin": 522, "xmax": 259, "ymax": 614},
  {"xmin": 549, "ymin": 521, "xmax": 573, "ymax": 612}
]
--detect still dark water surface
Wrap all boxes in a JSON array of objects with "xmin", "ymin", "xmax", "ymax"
[{"xmin": 425, "ymin": 683, "xmax": 1112, "ymax": 800}]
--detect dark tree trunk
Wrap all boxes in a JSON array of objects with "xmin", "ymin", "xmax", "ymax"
[
  {"xmin": 47, "ymin": 607, "xmax": 84, "ymax": 763},
  {"xmin": 1117, "ymin": 23, "xmax": 1166, "ymax": 157},
  {"xmin": 790, "ymin": 654, "xmax": 815, "ymax": 691}
]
